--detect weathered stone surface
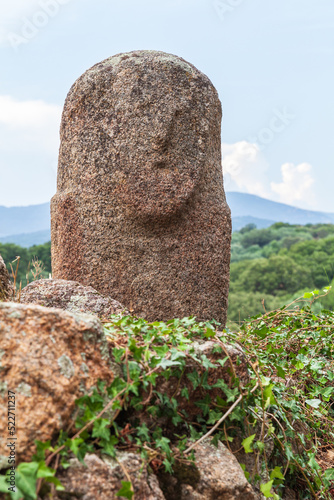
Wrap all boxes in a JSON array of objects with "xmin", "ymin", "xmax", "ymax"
[
  {"xmin": 0, "ymin": 254, "xmax": 13, "ymax": 301},
  {"xmin": 158, "ymin": 440, "xmax": 258, "ymax": 499},
  {"xmin": 20, "ymin": 278, "xmax": 126, "ymax": 319},
  {"xmin": 54, "ymin": 452, "xmax": 166, "ymax": 500},
  {"xmin": 0, "ymin": 302, "xmax": 116, "ymax": 463},
  {"xmin": 51, "ymin": 50, "xmax": 231, "ymax": 325}
]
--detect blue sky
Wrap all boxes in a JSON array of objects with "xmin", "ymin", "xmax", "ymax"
[{"xmin": 0, "ymin": 0, "xmax": 333, "ymax": 210}]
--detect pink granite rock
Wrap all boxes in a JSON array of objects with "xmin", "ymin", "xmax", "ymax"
[
  {"xmin": 20, "ymin": 278, "xmax": 126, "ymax": 319},
  {"xmin": 0, "ymin": 302, "xmax": 116, "ymax": 462},
  {"xmin": 51, "ymin": 50, "xmax": 231, "ymax": 324}
]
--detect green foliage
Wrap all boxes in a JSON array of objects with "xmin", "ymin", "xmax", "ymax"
[
  {"xmin": 229, "ymin": 223, "xmax": 334, "ymax": 323},
  {"xmin": 1, "ymin": 302, "xmax": 334, "ymax": 498},
  {"xmin": 0, "ymin": 241, "xmax": 51, "ymax": 288}
]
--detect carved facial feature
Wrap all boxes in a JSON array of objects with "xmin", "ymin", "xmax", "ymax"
[{"xmin": 102, "ymin": 70, "xmax": 210, "ymax": 219}]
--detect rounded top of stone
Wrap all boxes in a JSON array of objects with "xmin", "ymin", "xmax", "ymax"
[{"xmin": 85, "ymin": 49, "xmax": 212, "ymax": 80}]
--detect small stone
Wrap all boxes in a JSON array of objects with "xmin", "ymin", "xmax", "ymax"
[
  {"xmin": 54, "ymin": 452, "xmax": 166, "ymax": 500},
  {"xmin": 158, "ymin": 439, "xmax": 259, "ymax": 499},
  {"xmin": 20, "ymin": 278, "xmax": 126, "ymax": 319},
  {"xmin": 51, "ymin": 50, "xmax": 231, "ymax": 325},
  {"xmin": 0, "ymin": 302, "xmax": 117, "ymax": 462}
]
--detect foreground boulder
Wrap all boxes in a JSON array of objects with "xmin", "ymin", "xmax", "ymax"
[
  {"xmin": 158, "ymin": 440, "xmax": 259, "ymax": 499},
  {"xmin": 54, "ymin": 452, "xmax": 166, "ymax": 500},
  {"xmin": 20, "ymin": 278, "xmax": 126, "ymax": 319},
  {"xmin": 0, "ymin": 302, "xmax": 117, "ymax": 463},
  {"xmin": 0, "ymin": 255, "xmax": 13, "ymax": 301}
]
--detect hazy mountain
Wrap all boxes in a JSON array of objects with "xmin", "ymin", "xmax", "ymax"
[
  {"xmin": 226, "ymin": 192, "xmax": 334, "ymax": 226},
  {"xmin": 0, "ymin": 203, "xmax": 50, "ymax": 238},
  {"xmin": 231, "ymin": 216, "xmax": 276, "ymax": 232},
  {"xmin": 0, "ymin": 230, "xmax": 51, "ymax": 247},
  {"xmin": 1, "ymin": 194, "xmax": 334, "ymax": 246}
]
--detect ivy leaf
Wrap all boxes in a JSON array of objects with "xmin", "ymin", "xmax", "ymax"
[
  {"xmin": 156, "ymin": 437, "xmax": 171, "ymax": 455},
  {"xmin": 200, "ymin": 354, "xmax": 217, "ymax": 369},
  {"xmin": 307, "ymin": 453, "xmax": 321, "ymax": 471},
  {"xmin": 66, "ymin": 438, "xmax": 84, "ymax": 457},
  {"xmin": 43, "ymin": 476, "xmax": 65, "ymax": 490},
  {"xmin": 260, "ymin": 480, "xmax": 274, "ymax": 497},
  {"xmin": 16, "ymin": 462, "xmax": 39, "ymax": 500},
  {"xmin": 181, "ymin": 387, "xmax": 189, "ymax": 400},
  {"xmin": 214, "ymin": 380, "xmax": 239, "ymax": 403},
  {"xmin": 239, "ymin": 463, "xmax": 250, "ymax": 480},
  {"xmin": 157, "ymin": 358, "xmax": 181, "ymax": 369},
  {"xmin": 33, "ymin": 440, "xmax": 53, "ymax": 461},
  {"xmin": 100, "ymin": 436, "xmax": 118, "ymax": 457},
  {"xmin": 0, "ymin": 474, "xmax": 25, "ymax": 500},
  {"xmin": 163, "ymin": 459, "xmax": 174, "ymax": 474},
  {"xmin": 154, "ymin": 345, "xmax": 170, "ymax": 357},
  {"xmin": 116, "ymin": 481, "xmax": 134, "ymax": 499},
  {"xmin": 187, "ymin": 371, "xmax": 200, "ymax": 390},
  {"xmin": 324, "ymin": 468, "xmax": 334, "ymax": 481},
  {"xmin": 36, "ymin": 462, "xmax": 56, "ymax": 478},
  {"xmin": 305, "ymin": 399, "xmax": 322, "ymax": 408},
  {"xmin": 207, "ymin": 410, "xmax": 223, "ymax": 425},
  {"xmin": 195, "ymin": 395, "xmax": 211, "ymax": 416},
  {"xmin": 270, "ymin": 466, "xmax": 284, "ymax": 480},
  {"xmin": 276, "ymin": 365, "xmax": 286, "ymax": 379},
  {"xmin": 320, "ymin": 386, "xmax": 334, "ymax": 400},
  {"xmin": 217, "ymin": 357, "xmax": 229, "ymax": 368},
  {"xmin": 242, "ymin": 434, "xmax": 256, "ymax": 453},
  {"xmin": 137, "ymin": 423, "xmax": 150, "ymax": 442},
  {"xmin": 112, "ymin": 347, "xmax": 125, "ymax": 363},
  {"xmin": 294, "ymin": 360, "xmax": 304, "ymax": 370},
  {"xmin": 263, "ymin": 384, "xmax": 276, "ymax": 407},
  {"xmin": 92, "ymin": 419, "xmax": 111, "ymax": 440}
]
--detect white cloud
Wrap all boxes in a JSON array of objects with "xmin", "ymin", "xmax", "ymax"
[
  {"xmin": 0, "ymin": 95, "xmax": 61, "ymax": 130},
  {"xmin": 222, "ymin": 141, "xmax": 269, "ymax": 197},
  {"xmin": 222, "ymin": 141, "xmax": 316, "ymax": 208},
  {"xmin": 0, "ymin": 95, "xmax": 61, "ymax": 206},
  {"xmin": 271, "ymin": 162, "xmax": 315, "ymax": 205}
]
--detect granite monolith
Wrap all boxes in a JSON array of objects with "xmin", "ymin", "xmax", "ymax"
[{"xmin": 51, "ymin": 50, "xmax": 231, "ymax": 324}]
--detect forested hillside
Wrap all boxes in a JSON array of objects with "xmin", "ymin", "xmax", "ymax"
[
  {"xmin": 228, "ymin": 222, "xmax": 334, "ymax": 323},
  {"xmin": 0, "ymin": 241, "xmax": 51, "ymax": 287},
  {"xmin": 2, "ymin": 223, "xmax": 334, "ymax": 324}
]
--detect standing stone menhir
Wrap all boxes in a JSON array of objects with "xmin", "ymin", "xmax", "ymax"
[{"xmin": 51, "ymin": 50, "xmax": 231, "ymax": 324}]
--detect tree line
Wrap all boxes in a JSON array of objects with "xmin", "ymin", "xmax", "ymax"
[
  {"xmin": 228, "ymin": 222, "xmax": 334, "ymax": 324},
  {"xmin": 2, "ymin": 222, "xmax": 334, "ymax": 324}
]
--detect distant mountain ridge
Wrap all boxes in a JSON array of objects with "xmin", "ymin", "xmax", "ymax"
[
  {"xmin": 1, "ymin": 193, "xmax": 334, "ymax": 246},
  {"xmin": 0, "ymin": 203, "xmax": 50, "ymax": 238},
  {"xmin": 0, "ymin": 230, "xmax": 51, "ymax": 248},
  {"xmin": 226, "ymin": 192, "xmax": 334, "ymax": 226}
]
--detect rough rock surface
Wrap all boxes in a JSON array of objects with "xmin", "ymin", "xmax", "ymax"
[
  {"xmin": 20, "ymin": 278, "xmax": 126, "ymax": 319},
  {"xmin": 0, "ymin": 254, "xmax": 13, "ymax": 300},
  {"xmin": 51, "ymin": 50, "xmax": 231, "ymax": 325},
  {"xmin": 158, "ymin": 440, "xmax": 258, "ymax": 499},
  {"xmin": 54, "ymin": 452, "xmax": 166, "ymax": 500},
  {"xmin": 0, "ymin": 302, "xmax": 117, "ymax": 463}
]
